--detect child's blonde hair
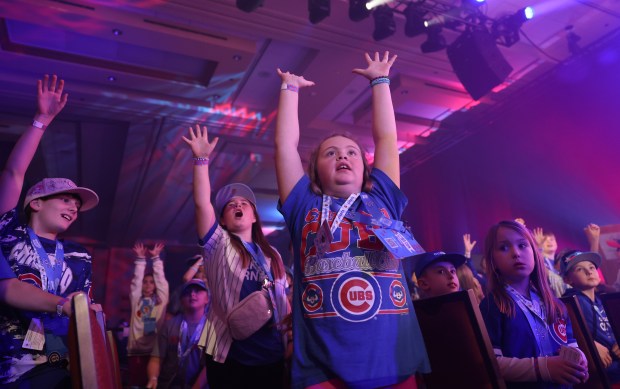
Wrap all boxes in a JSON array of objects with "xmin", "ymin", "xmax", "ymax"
[
  {"xmin": 483, "ymin": 220, "xmax": 565, "ymax": 324},
  {"xmin": 456, "ymin": 265, "xmax": 484, "ymax": 304}
]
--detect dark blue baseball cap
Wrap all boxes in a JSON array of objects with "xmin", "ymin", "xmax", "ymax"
[{"xmin": 412, "ymin": 251, "xmax": 467, "ymax": 278}]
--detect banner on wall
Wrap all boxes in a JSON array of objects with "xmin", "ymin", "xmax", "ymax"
[{"xmin": 600, "ymin": 224, "xmax": 620, "ymax": 261}]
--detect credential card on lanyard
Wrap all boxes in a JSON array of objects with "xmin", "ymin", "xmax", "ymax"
[
  {"xmin": 373, "ymin": 228, "xmax": 424, "ymax": 259},
  {"xmin": 23, "ymin": 318, "xmax": 45, "ymax": 351},
  {"xmin": 315, "ymin": 220, "xmax": 332, "ymax": 258}
]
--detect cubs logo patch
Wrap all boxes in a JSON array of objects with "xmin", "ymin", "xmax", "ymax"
[
  {"xmin": 302, "ymin": 283, "xmax": 323, "ymax": 313},
  {"xmin": 389, "ymin": 280, "xmax": 407, "ymax": 308},
  {"xmin": 47, "ymin": 352, "xmax": 61, "ymax": 365},
  {"xmin": 331, "ymin": 271, "xmax": 381, "ymax": 322},
  {"xmin": 551, "ymin": 318, "xmax": 568, "ymax": 344}
]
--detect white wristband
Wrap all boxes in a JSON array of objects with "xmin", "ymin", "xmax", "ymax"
[
  {"xmin": 280, "ymin": 83, "xmax": 299, "ymax": 92},
  {"xmin": 32, "ymin": 120, "xmax": 47, "ymax": 129}
]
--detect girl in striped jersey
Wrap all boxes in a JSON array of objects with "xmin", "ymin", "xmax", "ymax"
[{"xmin": 183, "ymin": 124, "xmax": 290, "ymax": 389}]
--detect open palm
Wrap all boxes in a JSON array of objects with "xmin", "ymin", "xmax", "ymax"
[{"xmin": 182, "ymin": 124, "xmax": 219, "ymax": 158}]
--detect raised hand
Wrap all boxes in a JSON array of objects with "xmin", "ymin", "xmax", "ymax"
[
  {"xmin": 533, "ymin": 227, "xmax": 545, "ymax": 248},
  {"xmin": 584, "ymin": 223, "xmax": 600, "ymax": 242},
  {"xmin": 36, "ymin": 74, "xmax": 68, "ymax": 124},
  {"xmin": 182, "ymin": 124, "xmax": 219, "ymax": 158},
  {"xmin": 276, "ymin": 68, "xmax": 315, "ymax": 89},
  {"xmin": 352, "ymin": 51, "xmax": 397, "ymax": 81},
  {"xmin": 132, "ymin": 242, "xmax": 147, "ymax": 258},
  {"xmin": 149, "ymin": 243, "xmax": 165, "ymax": 257},
  {"xmin": 463, "ymin": 233, "xmax": 477, "ymax": 255}
]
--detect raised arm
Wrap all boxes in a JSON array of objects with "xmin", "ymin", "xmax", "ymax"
[
  {"xmin": 463, "ymin": 233, "xmax": 477, "ymax": 258},
  {"xmin": 130, "ymin": 242, "xmax": 147, "ymax": 303},
  {"xmin": 149, "ymin": 243, "xmax": 169, "ymax": 305},
  {"xmin": 182, "ymin": 124, "xmax": 219, "ymax": 238},
  {"xmin": 182, "ymin": 256, "xmax": 203, "ymax": 283},
  {"xmin": 274, "ymin": 69, "xmax": 315, "ymax": 202},
  {"xmin": 352, "ymin": 52, "xmax": 399, "ymax": 186},
  {"xmin": 584, "ymin": 223, "xmax": 600, "ymax": 253},
  {"xmin": 0, "ymin": 75, "xmax": 68, "ymax": 215}
]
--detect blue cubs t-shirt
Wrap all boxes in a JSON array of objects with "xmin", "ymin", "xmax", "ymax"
[{"xmin": 279, "ymin": 169, "xmax": 430, "ymax": 389}]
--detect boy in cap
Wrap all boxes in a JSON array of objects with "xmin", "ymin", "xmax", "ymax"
[
  {"xmin": 0, "ymin": 75, "xmax": 100, "ymax": 386},
  {"xmin": 411, "ymin": 251, "xmax": 467, "ymax": 299},
  {"xmin": 147, "ymin": 279, "xmax": 210, "ymax": 389},
  {"xmin": 561, "ymin": 250, "xmax": 620, "ymax": 383}
]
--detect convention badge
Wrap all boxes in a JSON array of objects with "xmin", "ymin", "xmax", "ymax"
[
  {"xmin": 23, "ymin": 318, "xmax": 45, "ymax": 351},
  {"xmin": 373, "ymin": 228, "xmax": 424, "ymax": 259},
  {"xmin": 315, "ymin": 220, "xmax": 333, "ymax": 258},
  {"xmin": 144, "ymin": 316, "xmax": 157, "ymax": 334}
]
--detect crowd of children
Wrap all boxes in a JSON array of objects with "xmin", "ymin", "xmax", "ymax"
[{"xmin": 2, "ymin": 52, "xmax": 620, "ymax": 389}]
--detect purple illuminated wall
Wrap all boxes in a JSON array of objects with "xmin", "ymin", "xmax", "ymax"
[{"xmin": 401, "ymin": 40, "xmax": 620, "ymax": 280}]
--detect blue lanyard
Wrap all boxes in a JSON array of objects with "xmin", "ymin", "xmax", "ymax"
[
  {"xmin": 323, "ymin": 193, "xmax": 405, "ymax": 232},
  {"xmin": 177, "ymin": 315, "xmax": 207, "ymax": 361},
  {"xmin": 359, "ymin": 193, "xmax": 405, "ymax": 231},
  {"xmin": 241, "ymin": 241, "xmax": 273, "ymax": 283},
  {"xmin": 505, "ymin": 285, "xmax": 555, "ymax": 356},
  {"xmin": 321, "ymin": 193, "xmax": 360, "ymax": 235},
  {"xmin": 241, "ymin": 241, "xmax": 280, "ymax": 327},
  {"xmin": 27, "ymin": 228, "xmax": 64, "ymax": 294}
]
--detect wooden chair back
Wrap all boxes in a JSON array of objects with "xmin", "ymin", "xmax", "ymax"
[
  {"xmin": 413, "ymin": 289, "xmax": 506, "ymax": 389},
  {"xmin": 67, "ymin": 293, "xmax": 118, "ymax": 389},
  {"xmin": 561, "ymin": 295, "xmax": 611, "ymax": 389}
]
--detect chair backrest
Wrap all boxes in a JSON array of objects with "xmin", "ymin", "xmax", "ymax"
[
  {"xmin": 413, "ymin": 289, "xmax": 506, "ymax": 389},
  {"xmin": 106, "ymin": 330, "xmax": 123, "ymax": 389},
  {"xmin": 600, "ymin": 292, "xmax": 620, "ymax": 348},
  {"xmin": 560, "ymin": 295, "xmax": 611, "ymax": 389},
  {"xmin": 68, "ymin": 293, "xmax": 117, "ymax": 389}
]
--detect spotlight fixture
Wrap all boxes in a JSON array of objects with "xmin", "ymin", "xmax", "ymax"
[
  {"xmin": 309, "ymin": 0, "xmax": 330, "ymax": 24},
  {"xmin": 365, "ymin": 0, "xmax": 391, "ymax": 10},
  {"xmin": 420, "ymin": 25, "xmax": 447, "ymax": 53},
  {"xmin": 349, "ymin": 0, "xmax": 371, "ymax": 22},
  {"xmin": 492, "ymin": 6, "xmax": 534, "ymax": 47},
  {"xmin": 505, "ymin": 6, "xmax": 534, "ymax": 30},
  {"xmin": 372, "ymin": 5, "xmax": 396, "ymax": 41},
  {"xmin": 236, "ymin": 0, "xmax": 263, "ymax": 12},
  {"xmin": 404, "ymin": 2, "xmax": 427, "ymax": 38},
  {"xmin": 447, "ymin": 28, "xmax": 513, "ymax": 100}
]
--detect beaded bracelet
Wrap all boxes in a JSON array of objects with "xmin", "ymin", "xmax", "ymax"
[
  {"xmin": 370, "ymin": 77, "xmax": 390, "ymax": 87},
  {"xmin": 194, "ymin": 157, "xmax": 209, "ymax": 166},
  {"xmin": 281, "ymin": 83, "xmax": 299, "ymax": 92}
]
